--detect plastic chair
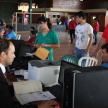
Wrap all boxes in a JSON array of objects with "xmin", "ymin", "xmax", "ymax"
[
  {"xmin": 16, "ymin": 34, "xmax": 21, "ymax": 40},
  {"xmin": 78, "ymin": 57, "xmax": 98, "ymax": 67},
  {"xmin": 57, "ymin": 55, "xmax": 79, "ymax": 65}
]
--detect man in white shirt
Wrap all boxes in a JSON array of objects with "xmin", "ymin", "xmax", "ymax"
[{"xmin": 74, "ymin": 11, "xmax": 93, "ymax": 67}]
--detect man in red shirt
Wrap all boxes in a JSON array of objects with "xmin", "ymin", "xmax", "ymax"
[
  {"xmin": 69, "ymin": 16, "xmax": 78, "ymax": 44},
  {"xmin": 22, "ymin": 11, "xmax": 25, "ymax": 23},
  {"xmin": 92, "ymin": 24, "xmax": 108, "ymax": 57},
  {"xmin": 93, "ymin": 18, "xmax": 99, "ymax": 45}
]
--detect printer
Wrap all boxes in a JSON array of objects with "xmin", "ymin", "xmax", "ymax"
[{"xmin": 28, "ymin": 60, "xmax": 60, "ymax": 87}]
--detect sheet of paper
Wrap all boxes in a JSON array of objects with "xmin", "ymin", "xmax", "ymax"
[
  {"xmin": 13, "ymin": 80, "xmax": 42, "ymax": 95},
  {"xmin": 15, "ymin": 91, "xmax": 56, "ymax": 105},
  {"xmin": 14, "ymin": 70, "xmax": 21, "ymax": 75}
]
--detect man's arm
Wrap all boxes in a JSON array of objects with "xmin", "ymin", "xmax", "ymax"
[
  {"xmin": 84, "ymin": 33, "xmax": 93, "ymax": 53},
  {"xmin": 0, "ymin": 22, "xmax": 6, "ymax": 28},
  {"xmin": 91, "ymin": 37, "xmax": 106, "ymax": 57}
]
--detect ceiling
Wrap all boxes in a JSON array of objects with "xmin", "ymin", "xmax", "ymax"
[{"xmin": 0, "ymin": 0, "xmax": 41, "ymax": 4}]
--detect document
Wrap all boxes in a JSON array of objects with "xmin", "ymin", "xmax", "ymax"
[
  {"xmin": 15, "ymin": 91, "xmax": 56, "ymax": 105},
  {"xmin": 13, "ymin": 80, "xmax": 42, "ymax": 95}
]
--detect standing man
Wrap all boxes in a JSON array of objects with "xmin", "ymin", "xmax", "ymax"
[
  {"xmin": 64, "ymin": 17, "xmax": 69, "ymax": 30},
  {"xmin": 0, "ymin": 18, "xmax": 6, "ymax": 29},
  {"xmin": 93, "ymin": 17, "xmax": 99, "ymax": 45},
  {"xmin": 69, "ymin": 16, "xmax": 78, "ymax": 44},
  {"xmin": 0, "ymin": 39, "xmax": 57, "ymax": 108},
  {"xmin": 22, "ymin": 11, "xmax": 25, "ymax": 23},
  {"xmin": 75, "ymin": 11, "xmax": 93, "ymax": 67},
  {"xmin": 57, "ymin": 16, "xmax": 60, "ymax": 25}
]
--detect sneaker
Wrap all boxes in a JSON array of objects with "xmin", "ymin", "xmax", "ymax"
[{"xmin": 92, "ymin": 43, "xmax": 97, "ymax": 45}]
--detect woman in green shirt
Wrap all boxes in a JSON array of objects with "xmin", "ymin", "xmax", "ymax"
[{"xmin": 35, "ymin": 16, "xmax": 60, "ymax": 61}]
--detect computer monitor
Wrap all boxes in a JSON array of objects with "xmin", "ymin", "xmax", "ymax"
[
  {"xmin": 10, "ymin": 40, "xmax": 25, "ymax": 57},
  {"xmin": 63, "ymin": 66, "xmax": 108, "ymax": 108},
  {"xmin": 58, "ymin": 60, "xmax": 80, "ymax": 86},
  {"xmin": 18, "ymin": 44, "xmax": 33, "ymax": 57}
]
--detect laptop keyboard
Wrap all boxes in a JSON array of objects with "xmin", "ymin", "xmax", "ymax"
[{"xmin": 47, "ymin": 85, "xmax": 63, "ymax": 101}]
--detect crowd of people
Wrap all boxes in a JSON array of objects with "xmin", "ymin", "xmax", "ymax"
[{"xmin": 0, "ymin": 10, "xmax": 108, "ymax": 108}]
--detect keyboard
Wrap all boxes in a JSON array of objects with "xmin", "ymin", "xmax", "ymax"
[{"xmin": 47, "ymin": 85, "xmax": 63, "ymax": 101}]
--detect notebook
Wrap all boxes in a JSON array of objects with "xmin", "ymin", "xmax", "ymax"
[{"xmin": 47, "ymin": 60, "xmax": 80, "ymax": 101}]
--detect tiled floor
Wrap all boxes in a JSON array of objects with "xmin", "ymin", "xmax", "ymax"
[{"xmin": 18, "ymin": 31, "xmax": 103, "ymax": 66}]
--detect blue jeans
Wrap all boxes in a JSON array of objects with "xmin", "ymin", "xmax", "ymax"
[
  {"xmin": 22, "ymin": 17, "xmax": 25, "ymax": 23},
  {"xmin": 94, "ymin": 32, "xmax": 98, "ymax": 44},
  {"xmin": 75, "ymin": 47, "xmax": 89, "ymax": 67}
]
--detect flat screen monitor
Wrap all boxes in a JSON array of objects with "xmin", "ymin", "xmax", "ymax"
[
  {"xmin": 58, "ymin": 60, "xmax": 80, "ymax": 86},
  {"xmin": 18, "ymin": 44, "xmax": 32, "ymax": 57}
]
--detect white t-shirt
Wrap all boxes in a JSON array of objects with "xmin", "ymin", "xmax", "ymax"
[
  {"xmin": 0, "ymin": 63, "xmax": 5, "ymax": 74},
  {"xmin": 69, "ymin": 19, "xmax": 71, "ymax": 22},
  {"xmin": 75, "ymin": 23, "xmax": 93, "ymax": 49}
]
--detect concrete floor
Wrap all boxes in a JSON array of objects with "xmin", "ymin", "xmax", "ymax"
[{"xmin": 18, "ymin": 31, "xmax": 103, "ymax": 66}]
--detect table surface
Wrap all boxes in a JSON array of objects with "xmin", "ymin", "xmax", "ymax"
[{"xmin": 7, "ymin": 73, "xmax": 63, "ymax": 108}]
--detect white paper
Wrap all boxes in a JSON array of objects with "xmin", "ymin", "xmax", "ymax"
[
  {"xmin": 15, "ymin": 91, "xmax": 56, "ymax": 105},
  {"xmin": 20, "ymin": 69, "xmax": 24, "ymax": 76},
  {"xmin": 24, "ymin": 70, "xmax": 28, "ymax": 79},
  {"xmin": 13, "ymin": 80, "xmax": 42, "ymax": 95},
  {"xmin": 14, "ymin": 70, "xmax": 21, "ymax": 75}
]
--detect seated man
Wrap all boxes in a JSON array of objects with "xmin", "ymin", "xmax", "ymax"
[
  {"xmin": 101, "ymin": 43, "xmax": 108, "ymax": 68},
  {"xmin": 5, "ymin": 26, "xmax": 17, "ymax": 40},
  {"xmin": 0, "ymin": 39, "xmax": 57, "ymax": 108}
]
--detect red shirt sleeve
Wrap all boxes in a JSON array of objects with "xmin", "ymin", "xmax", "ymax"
[
  {"xmin": 102, "ymin": 24, "xmax": 108, "ymax": 38},
  {"xmin": 28, "ymin": 38, "xmax": 31, "ymax": 43},
  {"xmin": 102, "ymin": 24, "xmax": 108, "ymax": 43}
]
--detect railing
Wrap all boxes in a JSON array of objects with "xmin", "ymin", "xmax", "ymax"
[{"xmin": 12, "ymin": 12, "xmax": 45, "ymax": 34}]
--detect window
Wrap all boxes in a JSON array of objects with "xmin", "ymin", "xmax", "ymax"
[{"xmin": 52, "ymin": 15, "xmax": 61, "ymax": 19}]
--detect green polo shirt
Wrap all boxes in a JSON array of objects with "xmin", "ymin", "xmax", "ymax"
[{"xmin": 35, "ymin": 30, "xmax": 60, "ymax": 61}]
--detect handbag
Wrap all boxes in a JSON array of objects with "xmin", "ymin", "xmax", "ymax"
[{"xmin": 35, "ymin": 32, "xmax": 50, "ymax": 60}]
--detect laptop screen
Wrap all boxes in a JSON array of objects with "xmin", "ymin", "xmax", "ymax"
[
  {"xmin": 18, "ymin": 44, "xmax": 32, "ymax": 57},
  {"xmin": 58, "ymin": 60, "xmax": 80, "ymax": 86}
]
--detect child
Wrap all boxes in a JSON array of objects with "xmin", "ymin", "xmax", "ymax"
[
  {"xmin": 28, "ymin": 27, "xmax": 37, "ymax": 40},
  {"xmin": 25, "ymin": 31, "xmax": 36, "ymax": 47}
]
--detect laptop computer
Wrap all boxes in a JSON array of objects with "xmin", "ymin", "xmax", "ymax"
[{"xmin": 47, "ymin": 60, "xmax": 80, "ymax": 101}]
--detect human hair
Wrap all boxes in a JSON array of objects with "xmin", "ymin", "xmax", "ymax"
[
  {"xmin": 30, "ymin": 31, "xmax": 36, "ymax": 36},
  {"xmin": 8, "ymin": 26, "xmax": 13, "ymax": 30},
  {"xmin": 102, "ymin": 43, "xmax": 108, "ymax": 53},
  {"xmin": 75, "ymin": 11, "xmax": 86, "ymax": 20},
  {"xmin": 71, "ymin": 16, "xmax": 74, "ymax": 18},
  {"xmin": 94, "ymin": 18, "xmax": 98, "ymax": 21},
  {"xmin": 30, "ymin": 27, "xmax": 35, "ymax": 31},
  {"xmin": 0, "ymin": 39, "xmax": 10, "ymax": 55},
  {"xmin": 37, "ymin": 16, "xmax": 52, "ymax": 29},
  {"xmin": 0, "ymin": 28, "xmax": 4, "ymax": 33},
  {"xmin": 6, "ymin": 25, "xmax": 9, "ymax": 28}
]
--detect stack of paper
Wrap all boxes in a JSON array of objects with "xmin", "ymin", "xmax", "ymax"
[
  {"xmin": 16, "ymin": 91, "xmax": 56, "ymax": 105},
  {"xmin": 13, "ymin": 80, "xmax": 55, "ymax": 105}
]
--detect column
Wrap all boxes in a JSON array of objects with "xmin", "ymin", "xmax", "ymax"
[{"xmin": 29, "ymin": 0, "xmax": 32, "ymax": 24}]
